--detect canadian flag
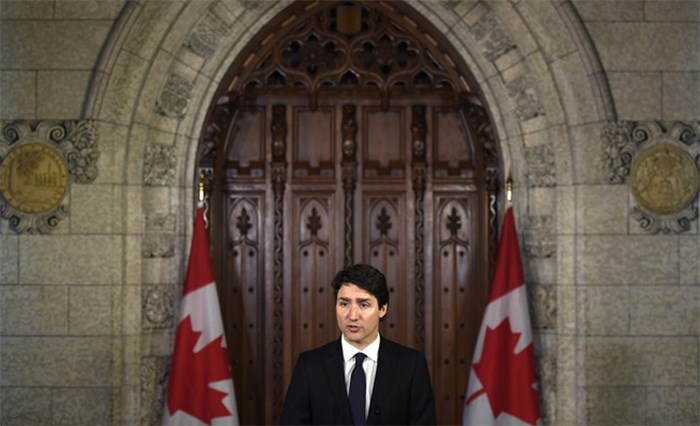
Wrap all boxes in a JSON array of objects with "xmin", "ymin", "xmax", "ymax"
[
  {"xmin": 163, "ymin": 206, "xmax": 240, "ymax": 426},
  {"xmin": 463, "ymin": 207, "xmax": 540, "ymax": 425}
]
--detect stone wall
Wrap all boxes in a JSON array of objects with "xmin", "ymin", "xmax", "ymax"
[{"xmin": 0, "ymin": 1, "xmax": 697, "ymax": 425}]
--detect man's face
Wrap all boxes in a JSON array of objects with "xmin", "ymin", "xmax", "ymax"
[{"xmin": 336, "ymin": 283, "xmax": 387, "ymax": 350}]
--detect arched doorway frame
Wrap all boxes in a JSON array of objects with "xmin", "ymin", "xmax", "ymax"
[{"xmin": 85, "ymin": 1, "xmax": 615, "ymax": 424}]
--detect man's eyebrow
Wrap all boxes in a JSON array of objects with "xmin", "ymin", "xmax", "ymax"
[{"xmin": 337, "ymin": 296, "xmax": 373, "ymax": 303}]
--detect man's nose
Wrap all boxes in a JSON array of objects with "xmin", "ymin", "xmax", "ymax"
[{"xmin": 348, "ymin": 304, "xmax": 359, "ymax": 319}]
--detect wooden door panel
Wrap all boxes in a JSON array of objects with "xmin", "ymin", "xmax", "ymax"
[
  {"xmin": 363, "ymin": 107, "xmax": 406, "ymax": 179},
  {"xmin": 432, "ymin": 192, "xmax": 478, "ymax": 424},
  {"xmin": 215, "ymin": 101, "xmax": 490, "ymax": 425},
  {"xmin": 362, "ymin": 191, "xmax": 412, "ymax": 346},
  {"xmin": 221, "ymin": 192, "xmax": 266, "ymax": 422},
  {"xmin": 289, "ymin": 193, "xmax": 339, "ymax": 359},
  {"xmin": 293, "ymin": 107, "xmax": 336, "ymax": 179}
]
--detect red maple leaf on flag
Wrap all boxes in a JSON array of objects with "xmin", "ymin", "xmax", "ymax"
[
  {"xmin": 167, "ymin": 316, "xmax": 233, "ymax": 423},
  {"xmin": 471, "ymin": 318, "xmax": 539, "ymax": 425}
]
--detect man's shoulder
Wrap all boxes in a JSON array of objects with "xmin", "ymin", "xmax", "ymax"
[
  {"xmin": 298, "ymin": 338, "xmax": 341, "ymax": 360},
  {"xmin": 380, "ymin": 336, "xmax": 425, "ymax": 358}
]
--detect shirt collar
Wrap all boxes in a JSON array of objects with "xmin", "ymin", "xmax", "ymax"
[{"xmin": 341, "ymin": 333, "xmax": 381, "ymax": 363}]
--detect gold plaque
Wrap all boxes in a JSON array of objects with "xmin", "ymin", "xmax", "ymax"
[
  {"xmin": 630, "ymin": 143, "xmax": 699, "ymax": 215},
  {"xmin": 0, "ymin": 143, "xmax": 69, "ymax": 214}
]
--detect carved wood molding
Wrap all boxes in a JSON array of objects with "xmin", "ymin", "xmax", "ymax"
[
  {"xmin": 219, "ymin": 0, "xmax": 480, "ymax": 109},
  {"xmin": 270, "ymin": 104, "xmax": 287, "ymax": 422},
  {"xmin": 341, "ymin": 103, "xmax": 357, "ymax": 266},
  {"xmin": 411, "ymin": 104, "xmax": 427, "ymax": 350}
]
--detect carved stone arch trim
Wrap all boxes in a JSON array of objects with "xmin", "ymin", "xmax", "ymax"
[{"xmin": 79, "ymin": 0, "xmax": 621, "ymax": 424}]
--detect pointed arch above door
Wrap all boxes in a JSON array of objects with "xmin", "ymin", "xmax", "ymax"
[{"xmin": 197, "ymin": 1, "xmax": 503, "ymax": 424}]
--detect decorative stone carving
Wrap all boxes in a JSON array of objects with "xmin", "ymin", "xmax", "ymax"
[
  {"xmin": 0, "ymin": 120, "xmax": 99, "ymax": 233},
  {"xmin": 143, "ymin": 144, "xmax": 176, "ymax": 186},
  {"xmin": 532, "ymin": 283, "xmax": 556, "ymax": 330},
  {"xmin": 185, "ymin": 11, "xmax": 229, "ymax": 59},
  {"xmin": 140, "ymin": 356, "xmax": 169, "ymax": 425},
  {"xmin": 142, "ymin": 234, "xmax": 175, "ymax": 258},
  {"xmin": 523, "ymin": 215, "xmax": 555, "ymax": 258},
  {"xmin": 470, "ymin": 12, "xmax": 517, "ymax": 62},
  {"xmin": 155, "ymin": 74, "xmax": 193, "ymax": 119},
  {"xmin": 525, "ymin": 144, "xmax": 556, "ymax": 187},
  {"xmin": 602, "ymin": 121, "xmax": 638, "ymax": 183},
  {"xmin": 145, "ymin": 213, "xmax": 176, "ymax": 231},
  {"xmin": 142, "ymin": 285, "xmax": 176, "ymax": 328},
  {"xmin": 506, "ymin": 75, "xmax": 544, "ymax": 121},
  {"xmin": 603, "ymin": 121, "xmax": 700, "ymax": 233}
]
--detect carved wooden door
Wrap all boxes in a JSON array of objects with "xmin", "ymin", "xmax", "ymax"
[{"xmin": 198, "ymin": 2, "xmax": 501, "ymax": 424}]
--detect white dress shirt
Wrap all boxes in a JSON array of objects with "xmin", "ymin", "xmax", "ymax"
[{"xmin": 341, "ymin": 333, "xmax": 381, "ymax": 419}]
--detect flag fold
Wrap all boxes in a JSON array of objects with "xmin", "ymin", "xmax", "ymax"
[
  {"xmin": 463, "ymin": 207, "xmax": 540, "ymax": 425},
  {"xmin": 164, "ymin": 207, "xmax": 239, "ymax": 426}
]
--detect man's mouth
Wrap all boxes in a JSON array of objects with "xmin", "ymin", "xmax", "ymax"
[{"xmin": 346, "ymin": 325, "xmax": 361, "ymax": 333}]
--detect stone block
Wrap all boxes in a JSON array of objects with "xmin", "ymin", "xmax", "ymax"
[
  {"xmin": 550, "ymin": 52, "xmax": 601, "ymax": 125},
  {"xmin": 679, "ymin": 236, "xmax": 699, "ymax": 286},
  {"xmin": 1, "ymin": 336, "xmax": 111, "ymax": 386},
  {"xmin": 0, "ymin": 0, "xmax": 53, "ymax": 19},
  {"xmin": 51, "ymin": 387, "xmax": 112, "ymax": 425},
  {"xmin": 662, "ymin": 71, "xmax": 699, "ymax": 120},
  {"xmin": 0, "ymin": 71, "xmax": 36, "ymax": 119},
  {"xmin": 0, "ymin": 286, "xmax": 69, "ymax": 335},
  {"xmin": 19, "ymin": 235, "xmax": 122, "ymax": 285},
  {"xmin": 55, "ymin": 0, "xmax": 125, "ymax": 19},
  {"xmin": 0, "ymin": 387, "xmax": 52, "ymax": 425},
  {"xmin": 123, "ymin": 1, "xmax": 183, "ymax": 59},
  {"xmin": 37, "ymin": 71, "xmax": 93, "ymax": 118},
  {"xmin": 556, "ymin": 187, "xmax": 576, "ymax": 235},
  {"xmin": 569, "ymin": 122, "xmax": 609, "ymax": 185},
  {"xmin": 99, "ymin": 51, "xmax": 149, "ymax": 125},
  {"xmin": 576, "ymin": 185, "xmax": 629, "ymax": 234},
  {"xmin": 578, "ymin": 235, "xmax": 678, "ymax": 285},
  {"xmin": 647, "ymin": 386, "xmax": 699, "ymax": 425},
  {"xmin": 0, "ymin": 234, "xmax": 19, "ymax": 284},
  {"xmin": 517, "ymin": 0, "xmax": 576, "ymax": 61},
  {"xmin": 69, "ymin": 286, "xmax": 113, "ymax": 335},
  {"xmin": 94, "ymin": 121, "xmax": 129, "ymax": 185},
  {"xmin": 557, "ymin": 285, "xmax": 577, "ymax": 332},
  {"xmin": 70, "ymin": 184, "xmax": 123, "ymax": 234},
  {"xmin": 585, "ymin": 336, "xmax": 698, "ymax": 386},
  {"xmin": 574, "ymin": 0, "xmax": 645, "ymax": 21},
  {"xmin": 0, "ymin": 21, "xmax": 111, "ymax": 69},
  {"xmin": 583, "ymin": 286, "xmax": 629, "ymax": 335},
  {"xmin": 630, "ymin": 286, "xmax": 699, "ymax": 335},
  {"xmin": 645, "ymin": 1, "xmax": 700, "ymax": 22},
  {"xmin": 584, "ymin": 386, "xmax": 646, "ymax": 425},
  {"xmin": 608, "ymin": 72, "xmax": 661, "ymax": 121},
  {"xmin": 587, "ymin": 22, "xmax": 698, "ymax": 72}
]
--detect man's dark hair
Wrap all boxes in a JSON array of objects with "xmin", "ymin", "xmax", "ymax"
[{"xmin": 331, "ymin": 263, "xmax": 389, "ymax": 308}]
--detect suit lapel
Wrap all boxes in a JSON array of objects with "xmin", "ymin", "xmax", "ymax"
[
  {"xmin": 323, "ymin": 339, "xmax": 353, "ymax": 422},
  {"xmin": 367, "ymin": 338, "xmax": 398, "ymax": 425}
]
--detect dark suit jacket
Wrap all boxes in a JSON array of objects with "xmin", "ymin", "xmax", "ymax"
[{"xmin": 281, "ymin": 337, "xmax": 436, "ymax": 425}]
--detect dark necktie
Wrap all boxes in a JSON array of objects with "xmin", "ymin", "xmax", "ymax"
[{"xmin": 349, "ymin": 352, "xmax": 367, "ymax": 425}]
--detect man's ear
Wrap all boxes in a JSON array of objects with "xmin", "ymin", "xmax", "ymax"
[{"xmin": 379, "ymin": 304, "xmax": 388, "ymax": 319}]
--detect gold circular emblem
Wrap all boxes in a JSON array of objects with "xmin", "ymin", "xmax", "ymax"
[
  {"xmin": 0, "ymin": 143, "xmax": 69, "ymax": 214},
  {"xmin": 630, "ymin": 143, "xmax": 699, "ymax": 215}
]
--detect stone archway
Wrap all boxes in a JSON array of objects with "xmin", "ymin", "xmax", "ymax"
[
  {"xmin": 84, "ymin": 1, "xmax": 615, "ymax": 424},
  {"xmin": 198, "ymin": 1, "xmax": 502, "ymax": 423}
]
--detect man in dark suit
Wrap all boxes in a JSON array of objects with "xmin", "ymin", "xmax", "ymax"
[{"xmin": 281, "ymin": 264, "xmax": 436, "ymax": 425}]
